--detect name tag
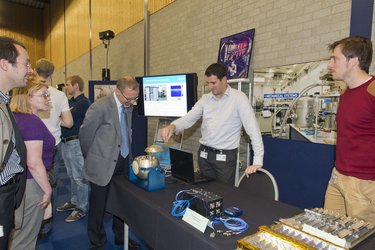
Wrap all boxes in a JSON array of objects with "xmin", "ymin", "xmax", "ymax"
[
  {"xmin": 200, "ymin": 151, "xmax": 208, "ymax": 159},
  {"xmin": 216, "ymin": 153, "xmax": 226, "ymax": 162}
]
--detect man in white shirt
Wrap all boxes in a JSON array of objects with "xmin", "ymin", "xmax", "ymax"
[{"xmin": 161, "ymin": 63, "xmax": 264, "ymax": 184}]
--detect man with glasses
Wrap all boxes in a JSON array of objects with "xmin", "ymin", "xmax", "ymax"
[
  {"xmin": 80, "ymin": 76, "xmax": 140, "ymax": 249},
  {"xmin": 0, "ymin": 36, "xmax": 33, "ymax": 249},
  {"xmin": 57, "ymin": 75, "xmax": 91, "ymax": 223}
]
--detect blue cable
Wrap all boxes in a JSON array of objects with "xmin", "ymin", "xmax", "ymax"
[
  {"xmin": 171, "ymin": 190, "xmax": 248, "ymax": 234},
  {"xmin": 171, "ymin": 190, "xmax": 192, "ymax": 217},
  {"xmin": 221, "ymin": 217, "xmax": 248, "ymax": 232},
  {"xmin": 171, "ymin": 199, "xmax": 190, "ymax": 217},
  {"xmin": 211, "ymin": 217, "xmax": 223, "ymax": 225},
  {"xmin": 211, "ymin": 217, "xmax": 248, "ymax": 233}
]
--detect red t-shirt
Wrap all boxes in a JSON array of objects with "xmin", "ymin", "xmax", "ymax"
[{"xmin": 335, "ymin": 77, "xmax": 375, "ymax": 180}]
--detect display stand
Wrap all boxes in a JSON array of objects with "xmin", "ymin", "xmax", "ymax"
[{"xmin": 154, "ymin": 118, "xmax": 183, "ymax": 149}]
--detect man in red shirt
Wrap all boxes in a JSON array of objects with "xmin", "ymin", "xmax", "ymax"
[{"xmin": 324, "ymin": 36, "xmax": 375, "ymax": 225}]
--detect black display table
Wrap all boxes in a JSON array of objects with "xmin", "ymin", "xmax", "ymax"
[{"xmin": 106, "ymin": 176, "xmax": 375, "ymax": 250}]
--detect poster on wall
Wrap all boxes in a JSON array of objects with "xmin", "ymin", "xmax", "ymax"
[
  {"xmin": 217, "ymin": 28, "xmax": 255, "ymax": 80},
  {"xmin": 88, "ymin": 80, "xmax": 117, "ymax": 102}
]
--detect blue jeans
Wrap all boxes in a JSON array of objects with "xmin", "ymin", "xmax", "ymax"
[
  {"xmin": 52, "ymin": 142, "xmax": 63, "ymax": 212},
  {"xmin": 61, "ymin": 139, "xmax": 89, "ymax": 212}
]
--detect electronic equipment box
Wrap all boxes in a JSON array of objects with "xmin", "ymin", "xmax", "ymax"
[{"xmin": 182, "ymin": 188, "xmax": 223, "ymax": 218}]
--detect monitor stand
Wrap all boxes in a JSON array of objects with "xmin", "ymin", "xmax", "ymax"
[
  {"xmin": 154, "ymin": 118, "xmax": 184, "ymax": 149},
  {"xmin": 153, "ymin": 118, "xmax": 184, "ymax": 169}
]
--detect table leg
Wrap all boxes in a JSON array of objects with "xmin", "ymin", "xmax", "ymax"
[{"xmin": 124, "ymin": 223, "xmax": 129, "ymax": 250}]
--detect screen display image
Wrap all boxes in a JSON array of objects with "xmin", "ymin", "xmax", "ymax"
[{"xmin": 137, "ymin": 73, "xmax": 198, "ymax": 117}]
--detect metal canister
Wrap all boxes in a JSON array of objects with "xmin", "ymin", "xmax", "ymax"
[
  {"xmin": 325, "ymin": 101, "xmax": 338, "ymax": 114},
  {"xmin": 324, "ymin": 114, "xmax": 336, "ymax": 130},
  {"xmin": 294, "ymin": 97, "xmax": 315, "ymax": 128}
]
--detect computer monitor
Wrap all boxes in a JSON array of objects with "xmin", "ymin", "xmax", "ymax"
[{"xmin": 136, "ymin": 73, "xmax": 198, "ymax": 117}]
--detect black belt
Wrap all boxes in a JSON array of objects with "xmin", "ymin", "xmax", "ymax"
[
  {"xmin": 0, "ymin": 175, "xmax": 20, "ymax": 187},
  {"xmin": 201, "ymin": 144, "xmax": 237, "ymax": 153},
  {"xmin": 61, "ymin": 135, "xmax": 79, "ymax": 143},
  {"xmin": 201, "ymin": 144, "xmax": 223, "ymax": 152}
]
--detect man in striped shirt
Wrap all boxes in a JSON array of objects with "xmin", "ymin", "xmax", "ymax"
[{"xmin": 0, "ymin": 36, "xmax": 33, "ymax": 249}]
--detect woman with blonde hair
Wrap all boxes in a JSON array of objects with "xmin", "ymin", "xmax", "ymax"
[{"xmin": 9, "ymin": 77, "xmax": 55, "ymax": 249}]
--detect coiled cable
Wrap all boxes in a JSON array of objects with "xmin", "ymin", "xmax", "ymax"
[
  {"xmin": 171, "ymin": 190, "xmax": 192, "ymax": 217},
  {"xmin": 212, "ymin": 217, "xmax": 248, "ymax": 233}
]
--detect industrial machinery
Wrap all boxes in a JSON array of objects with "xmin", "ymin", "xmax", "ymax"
[
  {"xmin": 272, "ymin": 83, "xmax": 340, "ymax": 144},
  {"xmin": 129, "ymin": 145, "xmax": 165, "ymax": 191},
  {"xmin": 238, "ymin": 208, "xmax": 375, "ymax": 249},
  {"xmin": 294, "ymin": 97, "xmax": 316, "ymax": 129}
]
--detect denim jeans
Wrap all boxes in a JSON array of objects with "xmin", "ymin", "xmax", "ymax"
[
  {"xmin": 51, "ymin": 142, "xmax": 63, "ymax": 212},
  {"xmin": 61, "ymin": 139, "xmax": 89, "ymax": 212}
]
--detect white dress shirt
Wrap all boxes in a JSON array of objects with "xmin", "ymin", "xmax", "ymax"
[{"xmin": 172, "ymin": 85, "xmax": 264, "ymax": 166}]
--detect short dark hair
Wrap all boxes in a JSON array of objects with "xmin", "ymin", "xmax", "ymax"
[
  {"xmin": 204, "ymin": 63, "xmax": 227, "ymax": 80},
  {"xmin": 328, "ymin": 36, "xmax": 373, "ymax": 73},
  {"xmin": 35, "ymin": 58, "xmax": 55, "ymax": 78},
  {"xmin": 67, "ymin": 75, "xmax": 85, "ymax": 91},
  {"xmin": 117, "ymin": 76, "xmax": 139, "ymax": 92},
  {"xmin": 0, "ymin": 36, "xmax": 26, "ymax": 65}
]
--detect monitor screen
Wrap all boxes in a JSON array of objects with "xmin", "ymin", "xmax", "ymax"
[{"xmin": 136, "ymin": 73, "xmax": 198, "ymax": 117}]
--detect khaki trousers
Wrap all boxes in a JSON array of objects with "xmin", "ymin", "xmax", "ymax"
[
  {"xmin": 324, "ymin": 168, "xmax": 375, "ymax": 225},
  {"xmin": 9, "ymin": 179, "xmax": 45, "ymax": 250}
]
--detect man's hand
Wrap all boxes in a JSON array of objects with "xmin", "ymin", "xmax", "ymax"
[
  {"xmin": 244, "ymin": 164, "xmax": 262, "ymax": 177},
  {"xmin": 160, "ymin": 124, "xmax": 176, "ymax": 143}
]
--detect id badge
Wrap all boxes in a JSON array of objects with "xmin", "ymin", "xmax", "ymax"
[
  {"xmin": 329, "ymin": 170, "xmax": 337, "ymax": 184},
  {"xmin": 216, "ymin": 153, "xmax": 226, "ymax": 162},
  {"xmin": 200, "ymin": 150, "xmax": 208, "ymax": 159}
]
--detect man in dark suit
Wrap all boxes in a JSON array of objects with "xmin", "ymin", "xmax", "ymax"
[
  {"xmin": 0, "ymin": 36, "xmax": 32, "ymax": 249},
  {"xmin": 79, "ymin": 76, "xmax": 140, "ymax": 249}
]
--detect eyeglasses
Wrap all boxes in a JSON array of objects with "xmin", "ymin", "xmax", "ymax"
[
  {"xmin": 117, "ymin": 87, "xmax": 139, "ymax": 102},
  {"xmin": 30, "ymin": 92, "xmax": 50, "ymax": 99},
  {"xmin": 17, "ymin": 61, "xmax": 32, "ymax": 69}
]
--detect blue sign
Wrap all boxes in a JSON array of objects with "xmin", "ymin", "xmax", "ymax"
[{"xmin": 264, "ymin": 93, "xmax": 299, "ymax": 98}]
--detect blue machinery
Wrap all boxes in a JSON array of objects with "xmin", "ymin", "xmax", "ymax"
[{"xmin": 129, "ymin": 165, "xmax": 165, "ymax": 192}]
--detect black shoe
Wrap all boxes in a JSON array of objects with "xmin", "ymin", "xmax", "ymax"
[
  {"xmin": 38, "ymin": 231, "xmax": 49, "ymax": 239},
  {"xmin": 38, "ymin": 217, "xmax": 53, "ymax": 239}
]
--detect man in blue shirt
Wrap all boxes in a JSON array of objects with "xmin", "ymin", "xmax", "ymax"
[{"xmin": 57, "ymin": 75, "xmax": 91, "ymax": 222}]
